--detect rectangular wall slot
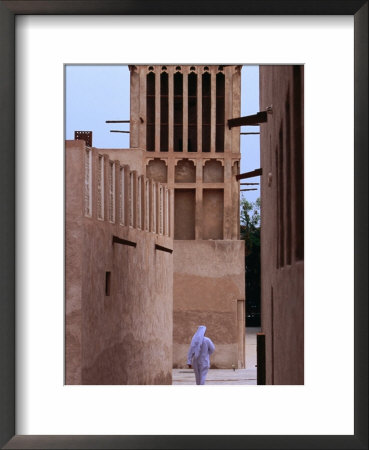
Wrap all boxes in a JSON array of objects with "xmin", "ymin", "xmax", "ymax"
[{"xmin": 105, "ymin": 271, "xmax": 111, "ymax": 296}]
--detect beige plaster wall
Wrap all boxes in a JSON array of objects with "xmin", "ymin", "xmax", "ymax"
[
  {"xmin": 79, "ymin": 222, "xmax": 173, "ymax": 385},
  {"xmin": 65, "ymin": 140, "xmax": 173, "ymax": 385},
  {"xmin": 173, "ymin": 240, "xmax": 245, "ymax": 369},
  {"xmin": 98, "ymin": 148, "xmax": 145, "ymax": 176}
]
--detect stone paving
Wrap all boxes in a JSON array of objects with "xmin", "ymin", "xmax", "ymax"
[{"xmin": 172, "ymin": 327, "xmax": 260, "ymax": 385}]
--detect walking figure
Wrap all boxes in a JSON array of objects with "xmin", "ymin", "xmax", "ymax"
[{"xmin": 187, "ymin": 325, "xmax": 215, "ymax": 385}]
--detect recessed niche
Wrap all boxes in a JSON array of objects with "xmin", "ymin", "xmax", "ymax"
[
  {"xmin": 174, "ymin": 189, "xmax": 195, "ymax": 240},
  {"xmin": 175, "ymin": 160, "xmax": 196, "ymax": 183},
  {"xmin": 146, "ymin": 159, "xmax": 167, "ymax": 183},
  {"xmin": 203, "ymin": 189, "xmax": 224, "ymax": 240},
  {"xmin": 203, "ymin": 160, "xmax": 224, "ymax": 183}
]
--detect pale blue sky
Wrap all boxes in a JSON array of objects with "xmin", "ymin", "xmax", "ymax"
[{"xmin": 65, "ymin": 65, "xmax": 260, "ymax": 202}]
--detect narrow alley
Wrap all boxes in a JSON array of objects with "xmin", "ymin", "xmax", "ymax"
[{"xmin": 172, "ymin": 327, "xmax": 260, "ymax": 385}]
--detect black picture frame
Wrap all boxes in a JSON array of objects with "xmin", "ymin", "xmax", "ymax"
[{"xmin": 0, "ymin": 1, "xmax": 367, "ymax": 449}]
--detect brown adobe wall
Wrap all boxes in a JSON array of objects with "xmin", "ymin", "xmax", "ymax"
[
  {"xmin": 172, "ymin": 240, "xmax": 245, "ymax": 369},
  {"xmin": 65, "ymin": 140, "xmax": 173, "ymax": 385},
  {"xmin": 259, "ymin": 65, "xmax": 304, "ymax": 385}
]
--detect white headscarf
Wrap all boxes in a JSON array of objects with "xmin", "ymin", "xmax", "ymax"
[{"xmin": 189, "ymin": 325, "xmax": 206, "ymax": 359}]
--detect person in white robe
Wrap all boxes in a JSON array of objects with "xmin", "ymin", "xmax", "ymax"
[{"xmin": 187, "ymin": 325, "xmax": 215, "ymax": 385}]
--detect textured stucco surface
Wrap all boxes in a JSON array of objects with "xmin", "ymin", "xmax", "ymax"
[
  {"xmin": 65, "ymin": 141, "xmax": 173, "ymax": 385},
  {"xmin": 98, "ymin": 148, "xmax": 145, "ymax": 176},
  {"xmin": 203, "ymin": 160, "xmax": 224, "ymax": 183},
  {"xmin": 80, "ymin": 222, "xmax": 173, "ymax": 385},
  {"xmin": 259, "ymin": 65, "xmax": 304, "ymax": 385},
  {"xmin": 173, "ymin": 240, "xmax": 245, "ymax": 369},
  {"xmin": 146, "ymin": 158, "xmax": 168, "ymax": 183}
]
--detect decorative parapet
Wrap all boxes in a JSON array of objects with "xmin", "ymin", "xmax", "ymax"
[{"xmin": 83, "ymin": 146, "xmax": 173, "ymax": 237}]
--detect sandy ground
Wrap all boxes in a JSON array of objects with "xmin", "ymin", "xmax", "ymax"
[{"xmin": 172, "ymin": 327, "xmax": 260, "ymax": 385}]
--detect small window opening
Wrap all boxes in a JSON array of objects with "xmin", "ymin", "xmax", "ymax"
[
  {"xmin": 105, "ymin": 271, "xmax": 111, "ymax": 296},
  {"xmin": 216, "ymin": 72, "xmax": 225, "ymax": 152},
  {"xmin": 188, "ymin": 72, "xmax": 197, "ymax": 152},
  {"xmin": 202, "ymin": 72, "xmax": 211, "ymax": 152},
  {"xmin": 174, "ymin": 72, "xmax": 183, "ymax": 152},
  {"xmin": 146, "ymin": 72, "xmax": 155, "ymax": 151},
  {"xmin": 160, "ymin": 72, "xmax": 169, "ymax": 151}
]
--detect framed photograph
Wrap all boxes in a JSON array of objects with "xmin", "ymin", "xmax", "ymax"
[{"xmin": 1, "ymin": 1, "xmax": 367, "ymax": 449}]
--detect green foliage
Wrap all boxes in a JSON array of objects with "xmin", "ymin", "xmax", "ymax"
[
  {"xmin": 240, "ymin": 197, "xmax": 261, "ymax": 326},
  {"xmin": 240, "ymin": 197, "xmax": 260, "ymax": 256}
]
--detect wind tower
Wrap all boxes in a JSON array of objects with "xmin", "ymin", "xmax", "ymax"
[{"xmin": 129, "ymin": 65, "xmax": 245, "ymax": 369}]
